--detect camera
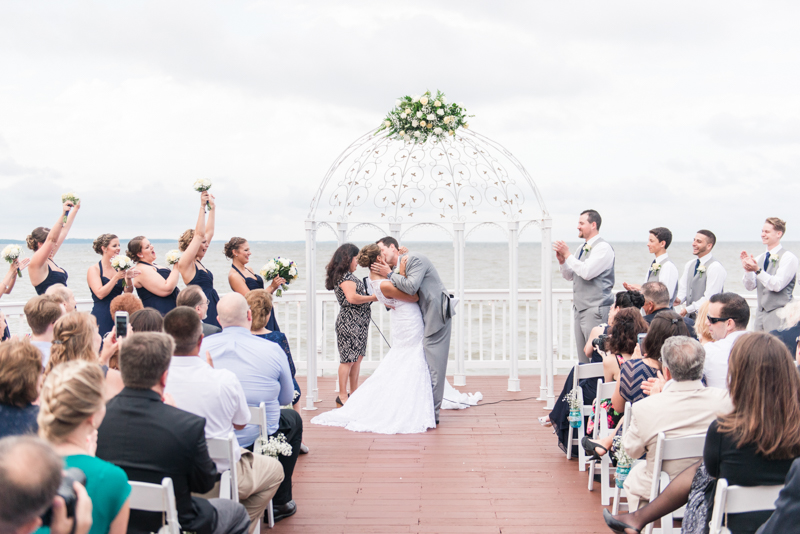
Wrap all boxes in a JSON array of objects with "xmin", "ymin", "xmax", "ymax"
[
  {"xmin": 591, "ymin": 334, "xmax": 609, "ymax": 351},
  {"xmin": 40, "ymin": 468, "xmax": 86, "ymax": 526}
]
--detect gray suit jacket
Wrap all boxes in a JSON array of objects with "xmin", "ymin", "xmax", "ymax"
[{"xmin": 391, "ymin": 253, "xmax": 451, "ymax": 338}]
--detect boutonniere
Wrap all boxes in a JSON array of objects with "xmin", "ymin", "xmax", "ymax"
[
  {"xmin": 582, "ymin": 243, "xmax": 592, "ymax": 254},
  {"xmin": 650, "ymin": 262, "xmax": 662, "ymax": 274},
  {"xmin": 770, "ymin": 256, "xmax": 779, "ymax": 266},
  {"xmin": 697, "ymin": 265, "xmax": 707, "ymax": 277}
]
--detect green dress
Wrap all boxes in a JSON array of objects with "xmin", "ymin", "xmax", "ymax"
[{"xmin": 37, "ymin": 454, "xmax": 131, "ymax": 534}]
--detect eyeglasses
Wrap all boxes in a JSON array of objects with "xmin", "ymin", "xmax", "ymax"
[{"xmin": 706, "ymin": 315, "xmax": 732, "ymax": 324}]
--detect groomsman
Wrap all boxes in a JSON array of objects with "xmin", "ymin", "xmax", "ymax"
[
  {"xmin": 554, "ymin": 209, "xmax": 615, "ymax": 363},
  {"xmin": 675, "ymin": 230, "xmax": 726, "ymax": 319},
  {"xmin": 741, "ymin": 217, "xmax": 797, "ymax": 332},
  {"xmin": 623, "ymin": 227, "xmax": 680, "ymax": 305}
]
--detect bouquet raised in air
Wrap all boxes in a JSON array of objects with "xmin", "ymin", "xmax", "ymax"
[
  {"xmin": 110, "ymin": 255, "xmax": 134, "ymax": 288},
  {"xmin": 2, "ymin": 245, "xmax": 23, "ymax": 277},
  {"xmin": 61, "ymin": 192, "xmax": 80, "ymax": 223},
  {"xmin": 260, "ymin": 257, "xmax": 298, "ymax": 297},
  {"xmin": 193, "ymin": 179, "xmax": 212, "ymax": 211},
  {"xmin": 165, "ymin": 250, "xmax": 182, "ymax": 266},
  {"xmin": 256, "ymin": 433, "xmax": 293, "ymax": 459}
]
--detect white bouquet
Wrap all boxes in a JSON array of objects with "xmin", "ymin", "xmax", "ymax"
[
  {"xmin": 260, "ymin": 257, "xmax": 298, "ymax": 297},
  {"xmin": 193, "ymin": 179, "xmax": 213, "ymax": 211},
  {"xmin": 376, "ymin": 90, "xmax": 473, "ymax": 144},
  {"xmin": 256, "ymin": 433, "xmax": 293, "ymax": 459},
  {"xmin": 61, "ymin": 192, "xmax": 80, "ymax": 223},
  {"xmin": 613, "ymin": 435, "xmax": 634, "ymax": 467},
  {"xmin": 110, "ymin": 255, "xmax": 134, "ymax": 288},
  {"xmin": 165, "ymin": 250, "xmax": 182, "ymax": 266},
  {"xmin": 2, "ymin": 245, "xmax": 23, "ymax": 277}
]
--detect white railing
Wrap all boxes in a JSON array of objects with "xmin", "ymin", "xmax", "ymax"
[{"xmin": 2, "ymin": 290, "xmax": 760, "ymax": 377}]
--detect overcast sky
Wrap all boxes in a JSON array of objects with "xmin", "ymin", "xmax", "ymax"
[{"xmin": 2, "ymin": 1, "xmax": 799, "ymax": 243}]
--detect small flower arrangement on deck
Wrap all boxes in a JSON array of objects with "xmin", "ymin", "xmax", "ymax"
[
  {"xmin": 2, "ymin": 245, "xmax": 23, "ymax": 277},
  {"xmin": 613, "ymin": 435, "xmax": 634, "ymax": 488},
  {"xmin": 566, "ymin": 388, "xmax": 582, "ymax": 428},
  {"xmin": 256, "ymin": 433, "xmax": 293, "ymax": 459},
  {"xmin": 376, "ymin": 90, "xmax": 472, "ymax": 144}
]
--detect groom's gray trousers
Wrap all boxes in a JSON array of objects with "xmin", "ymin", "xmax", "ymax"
[{"xmin": 426, "ymin": 321, "xmax": 452, "ymax": 421}]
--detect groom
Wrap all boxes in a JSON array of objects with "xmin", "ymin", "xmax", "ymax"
[{"xmin": 372, "ymin": 237, "xmax": 453, "ymax": 424}]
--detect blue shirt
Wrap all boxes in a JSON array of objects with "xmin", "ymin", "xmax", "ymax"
[
  {"xmin": 0, "ymin": 403, "xmax": 39, "ymax": 439},
  {"xmin": 201, "ymin": 326, "xmax": 293, "ymax": 446}
]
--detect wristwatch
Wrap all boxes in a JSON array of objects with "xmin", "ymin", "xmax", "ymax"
[
  {"xmin": 386, "ymin": 271, "xmax": 393, "ymax": 280},
  {"xmin": 756, "ymin": 269, "xmax": 762, "ymax": 275}
]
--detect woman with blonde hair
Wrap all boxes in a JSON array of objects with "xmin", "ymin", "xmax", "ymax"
[
  {"xmin": 693, "ymin": 300, "xmax": 714, "ymax": 344},
  {"xmin": 87, "ymin": 233, "xmax": 137, "ymax": 336},
  {"xmin": 225, "ymin": 237, "xmax": 285, "ymax": 331},
  {"xmin": 177, "ymin": 192, "xmax": 220, "ymax": 328},
  {"xmin": 38, "ymin": 360, "xmax": 131, "ymax": 534},
  {"xmin": 28, "ymin": 197, "xmax": 79, "ymax": 295}
]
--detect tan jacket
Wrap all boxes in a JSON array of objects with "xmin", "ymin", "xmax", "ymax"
[{"xmin": 622, "ymin": 379, "xmax": 732, "ymax": 505}]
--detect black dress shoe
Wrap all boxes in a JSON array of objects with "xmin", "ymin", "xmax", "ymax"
[
  {"xmin": 272, "ymin": 500, "xmax": 297, "ymax": 522},
  {"xmin": 435, "ymin": 420, "xmax": 439, "ymax": 425},
  {"xmin": 602, "ymin": 509, "xmax": 640, "ymax": 533}
]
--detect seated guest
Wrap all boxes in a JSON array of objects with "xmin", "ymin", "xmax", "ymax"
[
  {"xmin": 641, "ymin": 282, "xmax": 696, "ymax": 335},
  {"xmin": 164, "ymin": 307, "xmax": 284, "ymax": 532},
  {"xmin": 703, "ymin": 293, "xmax": 750, "ymax": 389},
  {"xmin": 45, "ymin": 284, "xmax": 77, "ymax": 313},
  {"xmin": 756, "ymin": 459, "xmax": 800, "ymax": 534},
  {"xmin": 621, "ymin": 336, "xmax": 731, "ymax": 511},
  {"xmin": 694, "ymin": 300, "xmax": 715, "ymax": 344},
  {"xmin": 37, "ymin": 360, "xmax": 131, "ymax": 534},
  {"xmin": 772, "ymin": 299, "xmax": 800, "ymax": 358},
  {"xmin": 129, "ymin": 308, "xmax": 163, "ymax": 333},
  {"xmin": 0, "ymin": 341, "xmax": 42, "ymax": 439},
  {"xmin": 176, "ymin": 285, "xmax": 222, "ymax": 336},
  {"xmin": 202, "ymin": 294, "xmax": 300, "ymax": 523},
  {"xmin": 96, "ymin": 332, "xmax": 249, "ymax": 534},
  {"xmin": 23, "ymin": 295, "xmax": 63, "ymax": 366}
]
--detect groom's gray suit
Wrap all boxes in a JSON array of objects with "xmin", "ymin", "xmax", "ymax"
[{"xmin": 391, "ymin": 253, "xmax": 453, "ymax": 421}]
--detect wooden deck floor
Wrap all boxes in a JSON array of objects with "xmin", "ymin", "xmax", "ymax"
[{"xmin": 275, "ymin": 375, "xmax": 611, "ymax": 534}]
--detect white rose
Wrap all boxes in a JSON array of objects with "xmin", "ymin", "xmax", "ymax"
[
  {"xmin": 441, "ymin": 97, "xmax": 447, "ymax": 104},
  {"xmin": 414, "ymin": 131, "xmax": 421, "ymax": 138},
  {"xmin": 426, "ymin": 114, "xmax": 434, "ymax": 120},
  {"xmin": 384, "ymin": 120, "xmax": 391, "ymax": 127},
  {"xmin": 420, "ymin": 96, "xmax": 429, "ymax": 105},
  {"xmin": 448, "ymin": 130, "xmax": 454, "ymax": 135},
  {"xmin": 412, "ymin": 95, "xmax": 420, "ymax": 102},
  {"xmin": 420, "ymin": 120, "xmax": 426, "ymax": 127},
  {"xmin": 398, "ymin": 130, "xmax": 405, "ymax": 136},
  {"xmin": 289, "ymin": 266, "xmax": 298, "ymax": 277},
  {"xmin": 400, "ymin": 113, "xmax": 407, "ymax": 119},
  {"xmin": 395, "ymin": 99, "xmax": 401, "ymax": 107},
  {"xmin": 458, "ymin": 102, "xmax": 464, "ymax": 107},
  {"xmin": 416, "ymin": 111, "xmax": 423, "ymax": 118},
  {"xmin": 404, "ymin": 135, "xmax": 411, "ymax": 142},
  {"xmin": 434, "ymin": 127, "xmax": 443, "ymax": 134},
  {"xmin": 434, "ymin": 100, "xmax": 441, "ymax": 107},
  {"xmin": 412, "ymin": 120, "xmax": 419, "ymax": 127},
  {"xmin": 437, "ymin": 109, "xmax": 444, "ymax": 116}
]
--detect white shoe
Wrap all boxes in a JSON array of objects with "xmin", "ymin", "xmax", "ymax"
[
  {"xmin": 538, "ymin": 416, "xmax": 552, "ymax": 427},
  {"xmin": 299, "ymin": 443, "xmax": 309, "ymax": 454}
]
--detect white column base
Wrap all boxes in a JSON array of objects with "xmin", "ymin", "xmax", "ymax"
[
  {"xmin": 537, "ymin": 385, "xmax": 549, "ymax": 401},
  {"xmin": 507, "ymin": 378, "xmax": 521, "ymax": 392},
  {"xmin": 303, "ymin": 394, "xmax": 318, "ymax": 411},
  {"xmin": 546, "ymin": 394, "xmax": 555, "ymax": 410},
  {"xmin": 453, "ymin": 374, "xmax": 466, "ymax": 387},
  {"xmin": 313, "ymin": 388, "xmax": 320, "ymax": 402}
]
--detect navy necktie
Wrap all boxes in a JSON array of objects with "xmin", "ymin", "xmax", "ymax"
[
  {"xmin": 578, "ymin": 243, "xmax": 587, "ymax": 260},
  {"xmin": 764, "ymin": 252, "xmax": 771, "ymax": 271},
  {"xmin": 693, "ymin": 259, "xmax": 700, "ymax": 276}
]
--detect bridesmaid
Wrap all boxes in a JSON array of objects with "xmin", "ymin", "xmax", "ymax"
[
  {"xmin": 87, "ymin": 233, "xmax": 136, "ymax": 336},
  {"xmin": 177, "ymin": 192, "xmax": 219, "ymax": 328},
  {"xmin": 27, "ymin": 198, "xmax": 79, "ymax": 295},
  {"xmin": 225, "ymin": 236, "xmax": 285, "ymax": 332},
  {"xmin": 127, "ymin": 236, "xmax": 180, "ymax": 315}
]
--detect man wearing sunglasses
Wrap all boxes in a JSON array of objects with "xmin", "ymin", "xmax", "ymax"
[{"xmin": 702, "ymin": 292, "xmax": 750, "ymax": 389}]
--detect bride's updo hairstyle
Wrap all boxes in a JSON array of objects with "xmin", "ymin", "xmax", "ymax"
[
  {"xmin": 26, "ymin": 227, "xmax": 49, "ymax": 252},
  {"xmin": 92, "ymin": 233, "xmax": 118, "ymax": 255},
  {"xmin": 357, "ymin": 244, "xmax": 381, "ymax": 268},
  {"xmin": 178, "ymin": 230, "xmax": 194, "ymax": 252},
  {"xmin": 324, "ymin": 243, "xmax": 360, "ymax": 291},
  {"xmin": 126, "ymin": 236, "xmax": 146, "ymax": 262},
  {"xmin": 224, "ymin": 237, "xmax": 248, "ymax": 260},
  {"xmin": 38, "ymin": 360, "xmax": 105, "ymax": 443}
]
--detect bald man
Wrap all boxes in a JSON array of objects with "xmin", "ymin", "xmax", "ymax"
[{"xmin": 201, "ymin": 294, "xmax": 301, "ymax": 523}]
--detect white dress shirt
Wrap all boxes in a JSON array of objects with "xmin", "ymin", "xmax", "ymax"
[
  {"xmin": 675, "ymin": 254, "xmax": 727, "ymax": 314},
  {"xmin": 643, "ymin": 253, "xmax": 680, "ymax": 302},
  {"xmin": 165, "ymin": 355, "xmax": 251, "ymax": 470},
  {"xmin": 703, "ymin": 330, "xmax": 748, "ymax": 390},
  {"xmin": 742, "ymin": 244, "xmax": 799, "ymax": 293},
  {"xmin": 560, "ymin": 234, "xmax": 615, "ymax": 282}
]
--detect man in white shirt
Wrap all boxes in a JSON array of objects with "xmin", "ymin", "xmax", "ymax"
[
  {"xmin": 741, "ymin": 217, "xmax": 797, "ymax": 332},
  {"xmin": 23, "ymin": 295, "xmax": 63, "ymax": 367},
  {"xmin": 624, "ymin": 227, "xmax": 680, "ymax": 306},
  {"xmin": 163, "ymin": 307, "xmax": 284, "ymax": 533},
  {"xmin": 702, "ymin": 293, "xmax": 750, "ymax": 389},
  {"xmin": 554, "ymin": 209, "xmax": 616, "ymax": 363},
  {"xmin": 675, "ymin": 230, "xmax": 727, "ymax": 319}
]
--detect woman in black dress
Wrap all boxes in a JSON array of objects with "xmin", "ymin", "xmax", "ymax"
[
  {"xmin": 87, "ymin": 233, "xmax": 136, "ymax": 336},
  {"xmin": 127, "ymin": 236, "xmax": 180, "ymax": 316},
  {"xmin": 177, "ymin": 192, "xmax": 219, "ymax": 328},
  {"xmin": 225, "ymin": 236, "xmax": 284, "ymax": 332},
  {"xmin": 325, "ymin": 243, "xmax": 377, "ymax": 406},
  {"xmin": 27, "ymin": 198, "xmax": 78, "ymax": 295}
]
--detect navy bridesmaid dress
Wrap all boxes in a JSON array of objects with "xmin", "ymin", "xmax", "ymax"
[
  {"xmin": 135, "ymin": 262, "xmax": 178, "ymax": 316},
  {"xmin": 188, "ymin": 260, "xmax": 220, "ymax": 328},
  {"xmin": 90, "ymin": 261, "xmax": 125, "ymax": 336},
  {"xmin": 34, "ymin": 261, "xmax": 69, "ymax": 295},
  {"xmin": 232, "ymin": 264, "xmax": 280, "ymax": 332}
]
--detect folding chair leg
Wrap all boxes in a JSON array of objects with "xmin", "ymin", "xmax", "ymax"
[
  {"xmin": 588, "ymin": 461, "xmax": 596, "ymax": 491},
  {"xmin": 566, "ymin": 426, "xmax": 573, "ymax": 460},
  {"xmin": 266, "ymin": 499, "xmax": 275, "ymax": 529},
  {"xmin": 600, "ymin": 459, "xmax": 612, "ymax": 506}
]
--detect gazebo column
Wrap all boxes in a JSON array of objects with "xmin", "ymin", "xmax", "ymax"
[
  {"xmin": 336, "ymin": 222, "xmax": 348, "ymax": 246},
  {"xmin": 541, "ymin": 217, "xmax": 555, "ymax": 408},
  {"xmin": 453, "ymin": 223, "xmax": 466, "ymax": 387},
  {"xmin": 507, "ymin": 221, "xmax": 521, "ymax": 392},
  {"xmin": 389, "ymin": 222, "xmax": 401, "ymax": 241},
  {"xmin": 303, "ymin": 220, "xmax": 318, "ymax": 411}
]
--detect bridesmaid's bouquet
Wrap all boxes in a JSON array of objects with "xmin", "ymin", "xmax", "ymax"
[
  {"xmin": 2, "ymin": 245, "xmax": 23, "ymax": 277},
  {"xmin": 110, "ymin": 255, "xmax": 134, "ymax": 288},
  {"xmin": 260, "ymin": 257, "xmax": 298, "ymax": 297},
  {"xmin": 165, "ymin": 250, "xmax": 182, "ymax": 266},
  {"xmin": 193, "ymin": 179, "xmax": 213, "ymax": 211},
  {"xmin": 61, "ymin": 192, "xmax": 80, "ymax": 223},
  {"xmin": 256, "ymin": 433, "xmax": 293, "ymax": 459}
]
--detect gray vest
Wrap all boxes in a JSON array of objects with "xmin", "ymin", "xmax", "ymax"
[
  {"xmin": 757, "ymin": 248, "xmax": 795, "ymax": 312},
  {"xmin": 573, "ymin": 238, "xmax": 615, "ymax": 312},
  {"xmin": 647, "ymin": 257, "xmax": 678, "ymax": 306},
  {"xmin": 685, "ymin": 255, "xmax": 722, "ymax": 307}
]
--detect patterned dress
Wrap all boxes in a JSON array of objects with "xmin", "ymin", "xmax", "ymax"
[{"xmin": 334, "ymin": 272, "xmax": 372, "ymax": 363}]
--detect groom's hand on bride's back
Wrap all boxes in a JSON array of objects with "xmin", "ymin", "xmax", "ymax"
[{"xmin": 371, "ymin": 257, "xmax": 392, "ymax": 277}]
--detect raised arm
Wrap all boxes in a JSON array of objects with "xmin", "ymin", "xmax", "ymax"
[
  {"xmin": 29, "ymin": 201, "xmax": 72, "ymax": 273},
  {"xmin": 380, "ymin": 281, "xmax": 419, "ymax": 303},
  {"xmin": 391, "ymin": 255, "xmax": 424, "ymax": 294},
  {"xmin": 178, "ymin": 194, "xmax": 209, "ymax": 278},
  {"xmin": 204, "ymin": 194, "xmax": 216, "ymax": 242},
  {"xmin": 53, "ymin": 200, "xmax": 80, "ymax": 255}
]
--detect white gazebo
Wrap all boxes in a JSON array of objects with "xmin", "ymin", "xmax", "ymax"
[{"xmin": 303, "ymin": 128, "xmax": 556, "ymax": 409}]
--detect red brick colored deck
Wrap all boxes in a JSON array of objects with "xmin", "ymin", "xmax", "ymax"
[{"xmin": 275, "ymin": 375, "xmax": 611, "ymax": 533}]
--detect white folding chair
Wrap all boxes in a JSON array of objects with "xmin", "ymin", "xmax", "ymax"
[
  {"xmin": 128, "ymin": 477, "xmax": 181, "ymax": 534},
  {"xmin": 587, "ymin": 379, "xmax": 618, "ymax": 505},
  {"xmin": 708, "ymin": 479, "xmax": 784, "ymax": 534},
  {"xmin": 249, "ymin": 402, "xmax": 275, "ymax": 529},
  {"xmin": 644, "ymin": 432, "xmax": 707, "ymax": 534},
  {"xmin": 206, "ymin": 432, "xmax": 239, "ymax": 503},
  {"xmin": 566, "ymin": 362, "xmax": 605, "ymax": 472},
  {"xmin": 611, "ymin": 401, "xmax": 634, "ymax": 514}
]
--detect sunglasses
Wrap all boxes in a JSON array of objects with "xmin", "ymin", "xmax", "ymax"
[{"xmin": 707, "ymin": 315, "xmax": 732, "ymax": 324}]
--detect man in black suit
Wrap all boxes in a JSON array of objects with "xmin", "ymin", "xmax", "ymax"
[
  {"xmin": 642, "ymin": 282, "xmax": 696, "ymax": 337},
  {"xmin": 96, "ymin": 332, "xmax": 249, "ymax": 534}
]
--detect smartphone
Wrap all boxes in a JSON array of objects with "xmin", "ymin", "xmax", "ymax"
[
  {"xmin": 637, "ymin": 333, "xmax": 647, "ymax": 355},
  {"xmin": 115, "ymin": 311, "xmax": 129, "ymax": 338}
]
